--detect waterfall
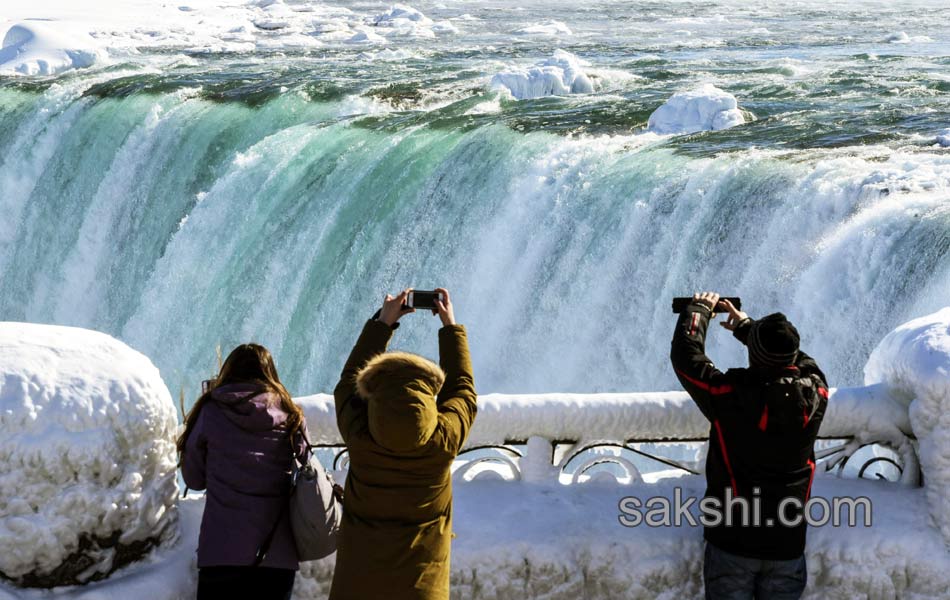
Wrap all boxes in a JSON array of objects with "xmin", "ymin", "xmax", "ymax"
[{"xmin": 2, "ymin": 78, "xmax": 949, "ymax": 397}]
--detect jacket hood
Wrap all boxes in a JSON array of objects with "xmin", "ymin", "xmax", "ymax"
[
  {"xmin": 356, "ymin": 352, "xmax": 445, "ymax": 453},
  {"xmin": 211, "ymin": 382, "xmax": 287, "ymax": 432}
]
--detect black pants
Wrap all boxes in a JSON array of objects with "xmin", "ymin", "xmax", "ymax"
[{"xmin": 197, "ymin": 566, "xmax": 295, "ymax": 600}]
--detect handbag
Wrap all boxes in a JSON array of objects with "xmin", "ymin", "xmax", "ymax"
[{"xmin": 254, "ymin": 431, "xmax": 343, "ymax": 565}]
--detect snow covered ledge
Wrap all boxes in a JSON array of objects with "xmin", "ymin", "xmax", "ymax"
[
  {"xmin": 0, "ymin": 323, "xmax": 179, "ymax": 589},
  {"xmin": 865, "ymin": 308, "xmax": 950, "ymax": 543}
]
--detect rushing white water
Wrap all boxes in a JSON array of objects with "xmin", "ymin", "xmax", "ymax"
[{"xmin": 1, "ymin": 0, "xmax": 949, "ymax": 397}]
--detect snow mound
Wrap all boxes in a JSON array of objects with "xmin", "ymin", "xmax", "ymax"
[
  {"xmin": 865, "ymin": 307, "xmax": 950, "ymax": 545},
  {"xmin": 491, "ymin": 50, "xmax": 595, "ymax": 100},
  {"xmin": 647, "ymin": 84, "xmax": 746, "ymax": 134},
  {"xmin": 0, "ymin": 22, "xmax": 104, "ymax": 76},
  {"xmin": 514, "ymin": 20, "xmax": 573, "ymax": 36},
  {"xmin": 0, "ymin": 323, "xmax": 179, "ymax": 587},
  {"xmin": 937, "ymin": 128, "xmax": 950, "ymax": 147}
]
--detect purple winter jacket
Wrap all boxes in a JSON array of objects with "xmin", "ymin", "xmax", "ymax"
[{"xmin": 182, "ymin": 382, "xmax": 307, "ymax": 570}]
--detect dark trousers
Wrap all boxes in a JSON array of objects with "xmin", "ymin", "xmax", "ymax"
[
  {"xmin": 197, "ymin": 566, "xmax": 295, "ymax": 600},
  {"xmin": 704, "ymin": 542, "xmax": 807, "ymax": 600}
]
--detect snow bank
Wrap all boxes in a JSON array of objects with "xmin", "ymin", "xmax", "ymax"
[
  {"xmin": 0, "ymin": 323, "xmax": 178, "ymax": 587},
  {"xmin": 865, "ymin": 307, "xmax": 950, "ymax": 544},
  {"xmin": 647, "ymin": 84, "xmax": 746, "ymax": 134},
  {"xmin": 491, "ymin": 50, "xmax": 595, "ymax": 100},
  {"xmin": 0, "ymin": 22, "xmax": 104, "ymax": 76},
  {"xmin": 11, "ymin": 479, "xmax": 946, "ymax": 600}
]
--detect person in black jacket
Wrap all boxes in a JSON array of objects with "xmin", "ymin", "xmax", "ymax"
[{"xmin": 671, "ymin": 292, "xmax": 829, "ymax": 600}]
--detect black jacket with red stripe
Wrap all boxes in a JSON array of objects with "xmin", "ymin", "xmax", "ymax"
[{"xmin": 671, "ymin": 301, "xmax": 829, "ymax": 560}]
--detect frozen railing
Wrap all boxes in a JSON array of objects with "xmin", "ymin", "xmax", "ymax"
[{"xmin": 297, "ymin": 382, "xmax": 918, "ymax": 487}]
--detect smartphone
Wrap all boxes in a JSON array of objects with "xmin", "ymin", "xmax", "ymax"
[
  {"xmin": 672, "ymin": 297, "xmax": 741, "ymax": 313},
  {"xmin": 406, "ymin": 290, "xmax": 444, "ymax": 310}
]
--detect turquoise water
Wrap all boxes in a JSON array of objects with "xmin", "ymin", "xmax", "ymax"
[{"xmin": 2, "ymin": 0, "xmax": 949, "ymax": 397}]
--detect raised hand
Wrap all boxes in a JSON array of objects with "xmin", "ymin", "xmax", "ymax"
[
  {"xmin": 379, "ymin": 289, "xmax": 415, "ymax": 326},
  {"xmin": 693, "ymin": 291, "xmax": 721, "ymax": 313},
  {"xmin": 432, "ymin": 287, "xmax": 456, "ymax": 327},
  {"xmin": 718, "ymin": 298, "xmax": 750, "ymax": 331}
]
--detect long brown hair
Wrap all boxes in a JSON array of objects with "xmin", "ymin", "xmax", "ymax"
[{"xmin": 176, "ymin": 344, "xmax": 304, "ymax": 459}]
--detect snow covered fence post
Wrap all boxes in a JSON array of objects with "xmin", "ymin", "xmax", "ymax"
[
  {"xmin": 864, "ymin": 308, "xmax": 950, "ymax": 544},
  {"xmin": 0, "ymin": 323, "xmax": 179, "ymax": 588}
]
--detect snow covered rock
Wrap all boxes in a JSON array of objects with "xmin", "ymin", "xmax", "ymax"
[
  {"xmin": 865, "ymin": 307, "xmax": 950, "ymax": 545},
  {"xmin": 368, "ymin": 4, "xmax": 444, "ymax": 38},
  {"xmin": 372, "ymin": 4, "xmax": 432, "ymax": 26},
  {"xmin": 937, "ymin": 128, "xmax": 950, "ymax": 147},
  {"xmin": 0, "ymin": 323, "xmax": 179, "ymax": 588},
  {"xmin": 0, "ymin": 22, "xmax": 105, "ymax": 76},
  {"xmin": 491, "ymin": 50, "xmax": 595, "ymax": 100},
  {"xmin": 647, "ymin": 84, "xmax": 746, "ymax": 134}
]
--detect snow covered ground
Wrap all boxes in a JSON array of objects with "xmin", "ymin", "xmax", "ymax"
[{"xmin": 3, "ymin": 478, "xmax": 945, "ymax": 599}]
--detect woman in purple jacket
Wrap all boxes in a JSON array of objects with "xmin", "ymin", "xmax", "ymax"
[{"xmin": 178, "ymin": 343, "xmax": 307, "ymax": 600}]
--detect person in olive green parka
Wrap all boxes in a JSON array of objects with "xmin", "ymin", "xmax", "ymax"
[{"xmin": 328, "ymin": 288, "xmax": 477, "ymax": 600}]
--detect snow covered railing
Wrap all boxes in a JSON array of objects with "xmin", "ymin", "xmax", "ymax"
[{"xmin": 297, "ymin": 383, "xmax": 919, "ymax": 486}]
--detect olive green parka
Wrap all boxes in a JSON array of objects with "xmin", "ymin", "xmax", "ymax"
[{"xmin": 328, "ymin": 319, "xmax": 477, "ymax": 600}]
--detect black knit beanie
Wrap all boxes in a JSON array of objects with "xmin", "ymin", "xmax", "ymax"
[{"xmin": 748, "ymin": 313, "xmax": 800, "ymax": 368}]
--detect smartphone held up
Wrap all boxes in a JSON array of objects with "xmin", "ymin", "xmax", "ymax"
[
  {"xmin": 405, "ymin": 290, "xmax": 445, "ymax": 311},
  {"xmin": 671, "ymin": 297, "xmax": 742, "ymax": 313}
]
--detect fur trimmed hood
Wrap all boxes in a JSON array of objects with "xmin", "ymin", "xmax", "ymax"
[{"xmin": 356, "ymin": 352, "xmax": 446, "ymax": 453}]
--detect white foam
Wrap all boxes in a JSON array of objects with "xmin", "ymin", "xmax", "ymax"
[
  {"xmin": 647, "ymin": 84, "xmax": 746, "ymax": 134},
  {"xmin": 884, "ymin": 31, "xmax": 934, "ymax": 43},
  {"xmin": 0, "ymin": 22, "xmax": 104, "ymax": 76},
  {"xmin": 432, "ymin": 21, "xmax": 459, "ymax": 35},
  {"xmin": 357, "ymin": 48, "xmax": 420, "ymax": 62},
  {"xmin": 937, "ymin": 128, "xmax": 950, "ymax": 147},
  {"xmin": 514, "ymin": 20, "xmax": 572, "ymax": 36},
  {"xmin": 491, "ymin": 49, "xmax": 595, "ymax": 100},
  {"xmin": 0, "ymin": 322, "xmax": 179, "ymax": 583}
]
